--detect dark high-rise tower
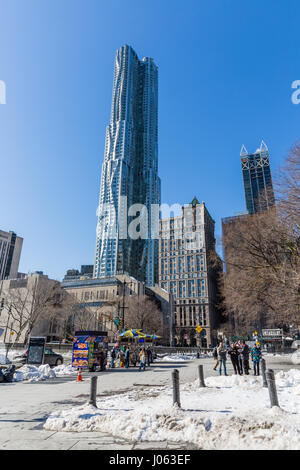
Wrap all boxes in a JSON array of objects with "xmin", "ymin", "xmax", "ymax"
[
  {"xmin": 94, "ymin": 45, "xmax": 161, "ymax": 286},
  {"xmin": 240, "ymin": 141, "xmax": 275, "ymax": 214}
]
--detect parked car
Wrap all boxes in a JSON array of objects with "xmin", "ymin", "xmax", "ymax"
[{"xmin": 13, "ymin": 348, "xmax": 63, "ymax": 367}]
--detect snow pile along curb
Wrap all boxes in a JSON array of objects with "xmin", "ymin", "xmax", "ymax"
[
  {"xmin": 13, "ymin": 364, "xmax": 77, "ymax": 382},
  {"xmin": 44, "ymin": 370, "xmax": 300, "ymax": 450}
]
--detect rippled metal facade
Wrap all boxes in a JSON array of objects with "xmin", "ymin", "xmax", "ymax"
[{"xmin": 94, "ymin": 45, "xmax": 161, "ymax": 286}]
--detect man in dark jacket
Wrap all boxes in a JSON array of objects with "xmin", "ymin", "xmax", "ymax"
[
  {"xmin": 241, "ymin": 341, "xmax": 250, "ymax": 375},
  {"xmin": 124, "ymin": 347, "xmax": 130, "ymax": 369},
  {"xmin": 212, "ymin": 346, "xmax": 219, "ymax": 371},
  {"xmin": 227, "ymin": 343, "xmax": 241, "ymax": 375},
  {"xmin": 146, "ymin": 347, "xmax": 152, "ymax": 366}
]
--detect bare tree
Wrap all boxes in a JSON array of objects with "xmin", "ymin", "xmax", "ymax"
[
  {"xmin": 220, "ymin": 144, "xmax": 300, "ymax": 334},
  {"xmin": 276, "ymin": 141, "xmax": 300, "ymax": 230},
  {"xmin": 125, "ymin": 295, "xmax": 163, "ymax": 335},
  {"xmin": 0, "ymin": 279, "xmax": 69, "ymax": 345}
]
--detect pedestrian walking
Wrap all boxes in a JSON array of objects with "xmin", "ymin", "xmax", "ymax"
[
  {"xmin": 227, "ymin": 342, "xmax": 241, "ymax": 375},
  {"xmin": 237, "ymin": 340, "xmax": 244, "ymax": 375},
  {"xmin": 241, "ymin": 341, "xmax": 250, "ymax": 375},
  {"xmin": 119, "ymin": 350, "xmax": 125, "ymax": 368},
  {"xmin": 110, "ymin": 347, "xmax": 116, "ymax": 368},
  {"xmin": 131, "ymin": 349, "xmax": 137, "ymax": 367},
  {"xmin": 212, "ymin": 346, "xmax": 219, "ymax": 371},
  {"xmin": 124, "ymin": 347, "xmax": 130, "ymax": 369},
  {"xmin": 139, "ymin": 348, "xmax": 146, "ymax": 371},
  {"xmin": 146, "ymin": 347, "xmax": 152, "ymax": 367},
  {"xmin": 217, "ymin": 342, "xmax": 228, "ymax": 376},
  {"xmin": 250, "ymin": 344, "xmax": 262, "ymax": 376},
  {"xmin": 99, "ymin": 350, "xmax": 106, "ymax": 371}
]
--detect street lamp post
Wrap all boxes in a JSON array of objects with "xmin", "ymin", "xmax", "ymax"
[{"xmin": 117, "ymin": 279, "xmax": 132, "ymax": 331}]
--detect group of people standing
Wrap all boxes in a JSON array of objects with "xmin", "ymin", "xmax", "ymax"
[
  {"xmin": 110, "ymin": 345, "xmax": 153, "ymax": 371},
  {"xmin": 213, "ymin": 340, "xmax": 262, "ymax": 376}
]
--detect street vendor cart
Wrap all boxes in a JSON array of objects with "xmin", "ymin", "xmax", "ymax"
[{"xmin": 72, "ymin": 330, "xmax": 108, "ymax": 372}]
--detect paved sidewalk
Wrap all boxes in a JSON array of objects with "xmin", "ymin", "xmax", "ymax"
[
  {"xmin": 0, "ymin": 355, "xmax": 298, "ymax": 450},
  {"xmin": 0, "ymin": 359, "xmax": 202, "ymax": 450}
]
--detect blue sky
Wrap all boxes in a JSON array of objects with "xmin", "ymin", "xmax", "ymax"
[{"xmin": 0, "ymin": 0, "xmax": 299, "ymax": 281}]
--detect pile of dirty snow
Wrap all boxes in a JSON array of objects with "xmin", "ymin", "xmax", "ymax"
[
  {"xmin": 291, "ymin": 350, "xmax": 300, "ymax": 365},
  {"xmin": 13, "ymin": 364, "xmax": 76, "ymax": 382},
  {"xmin": 44, "ymin": 369, "xmax": 300, "ymax": 450},
  {"xmin": 156, "ymin": 354, "xmax": 196, "ymax": 362}
]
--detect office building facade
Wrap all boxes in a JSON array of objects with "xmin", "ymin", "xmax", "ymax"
[
  {"xmin": 240, "ymin": 141, "xmax": 275, "ymax": 214},
  {"xmin": 158, "ymin": 198, "xmax": 222, "ymax": 347},
  {"xmin": 94, "ymin": 45, "xmax": 161, "ymax": 286},
  {"xmin": 62, "ymin": 273, "xmax": 172, "ymax": 343},
  {"xmin": 0, "ymin": 230, "xmax": 23, "ymax": 280}
]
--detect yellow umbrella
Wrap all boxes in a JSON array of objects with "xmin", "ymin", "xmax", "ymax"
[{"xmin": 119, "ymin": 329, "xmax": 147, "ymax": 338}]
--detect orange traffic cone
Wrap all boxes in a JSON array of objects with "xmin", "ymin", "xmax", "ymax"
[{"xmin": 77, "ymin": 367, "xmax": 83, "ymax": 382}]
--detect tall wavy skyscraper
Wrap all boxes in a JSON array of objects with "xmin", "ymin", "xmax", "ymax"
[{"xmin": 94, "ymin": 45, "xmax": 161, "ymax": 286}]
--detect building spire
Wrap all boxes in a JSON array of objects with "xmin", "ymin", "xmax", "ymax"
[
  {"xmin": 191, "ymin": 196, "xmax": 200, "ymax": 207},
  {"xmin": 240, "ymin": 144, "xmax": 248, "ymax": 157},
  {"xmin": 260, "ymin": 140, "xmax": 268, "ymax": 151}
]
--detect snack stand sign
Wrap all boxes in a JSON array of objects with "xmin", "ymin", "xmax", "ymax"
[{"xmin": 72, "ymin": 330, "xmax": 108, "ymax": 370}]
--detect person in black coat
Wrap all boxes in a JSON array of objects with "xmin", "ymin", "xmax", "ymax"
[
  {"xmin": 227, "ymin": 342, "xmax": 241, "ymax": 375},
  {"xmin": 241, "ymin": 341, "xmax": 250, "ymax": 375}
]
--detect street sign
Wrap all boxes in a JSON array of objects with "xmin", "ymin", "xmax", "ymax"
[
  {"xmin": 262, "ymin": 329, "xmax": 282, "ymax": 338},
  {"xmin": 196, "ymin": 326, "xmax": 203, "ymax": 334}
]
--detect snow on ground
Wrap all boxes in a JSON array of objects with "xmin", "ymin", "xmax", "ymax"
[
  {"xmin": 13, "ymin": 364, "xmax": 77, "ymax": 382},
  {"xmin": 291, "ymin": 350, "xmax": 300, "ymax": 365},
  {"xmin": 156, "ymin": 354, "xmax": 196, "ymax": 362},
  {"xmin": 44, "ymin": 369, "xmax": 300, "ymax": 450},
  {"xmin": 156, "ymin": 352, "xmax": 212, "ymax": 362},
  {"xmin": 0, "ymin": 347, "xmax": 77, "ymax": 382}
]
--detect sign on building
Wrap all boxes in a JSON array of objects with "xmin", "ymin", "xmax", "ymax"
[{"xmin": 262, "ymin": 329, "xmax": 282, "ymax": 339}]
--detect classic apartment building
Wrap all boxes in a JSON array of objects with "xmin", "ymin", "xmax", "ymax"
[{"xmin": 159, "ymin": 198, "xmax": 222, "ymax": 347}]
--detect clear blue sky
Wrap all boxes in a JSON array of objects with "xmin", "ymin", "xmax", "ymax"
[{"xmin": 0, "ymin": 0, "xmax": 299, "ymax": 281}]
